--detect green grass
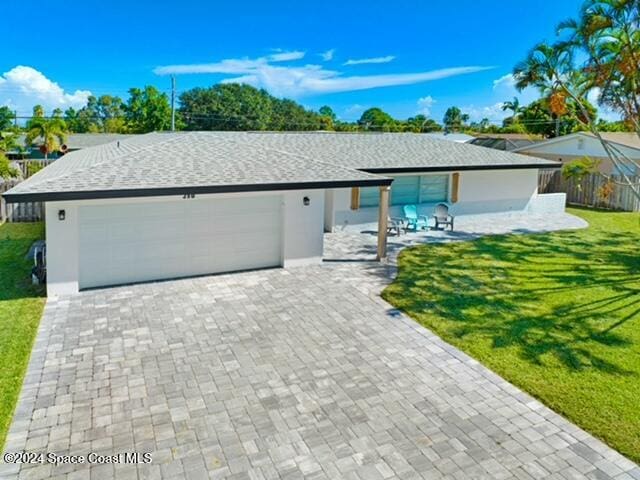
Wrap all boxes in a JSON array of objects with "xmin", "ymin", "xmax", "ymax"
[
  {"xmin": 0, "ymin": 222, "xmax": 45, "ymax": 448},
  {"xmin": 382, "ymin": 208, "xmax": 640, "ymax": 462}
]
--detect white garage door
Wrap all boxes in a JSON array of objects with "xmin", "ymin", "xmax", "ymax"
[{"xmin": 78, "ymin": 195, "xmax": 283, "ymax": 289}]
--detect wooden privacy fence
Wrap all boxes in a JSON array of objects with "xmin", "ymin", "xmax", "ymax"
[
  {"xmin": 0, "ymin": 180, "xmax": 44, "ymax": 223},
  {"xmin": 14, "ymin": 159, "xmax": 54, "ymax": 179},
  {"xmin": 539, "ymin": 169, "xmax": 640, "ymax": 212}
]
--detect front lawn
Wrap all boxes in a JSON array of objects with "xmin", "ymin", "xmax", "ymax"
[
  {"xmin": 382, "ymin": 208, "xmax": 640, "ymax": 462},
  {"xmin": 0, "ymin": 222, "xmax": 45, "ymax": 449}
]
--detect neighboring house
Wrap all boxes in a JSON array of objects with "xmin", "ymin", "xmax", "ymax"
[
  {"xmin": 424, "ymin": 132, "xmax": 475, "ymax": 143},
  {"xmin": 470, "ymin": 133, "xmax": 544, "ymax": 151},
  {"xmin": 6, "ymin": 133, "xmax": 135, "ymax": 159},
  {"xmin": 514, "ymin": 132, "xmax": 640, "ymax": 175},
  {"xmin": 3, "ymin": 131, "xmax": 560, "ymax": 296}
]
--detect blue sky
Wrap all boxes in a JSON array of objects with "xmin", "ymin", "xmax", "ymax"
[{"xmin": 1, "ymin": 0, "xmax": 587, "ymax": 124}]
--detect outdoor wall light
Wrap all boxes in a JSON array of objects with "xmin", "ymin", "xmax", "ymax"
[
  {"xmin": 303, "ymin": 196, "xmax": 310, "ymax": 206},
  {"xmin": 58, "ymin": 209, "xmax": 66, "ymax": 221}
]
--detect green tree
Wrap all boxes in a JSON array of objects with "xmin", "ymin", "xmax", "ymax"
[
  {"xmin": 271, "ymin": 98, "xmax": 320, "ymax": 130},
  {"xmin": 517, "ymin": 98, "xmax": 596, "ymax": 137},
  {"xmin": 0, "ymin": 154, "xmax": 18, "ymax": 179},
  {"xmin": 443, "ymin": 106, "xmax": 467, "ymax": 132},
  {"xmin": 501, "ymin": 97, "xmax": 522, "ymax": 124},
  {"xmin": 125, "ymin": 86, "xmax": 172, "ymax": 133},
  {"xmin": 557, "ymin": 0, "xmax": 640, "ymax": 132},
  {"xmin": 64, "ymin": 107, "xmax": 90, "ymax": 133},
  {"xmin": 25, "ymin": 115, "xmax": 68, "ymax": 160},
  {"xmin": 0, "ymin": 136, "xmax": 19, "ymax": 179},
  {"xmin": 179, "ymin": 83, "xmax": 323, "ymax": 131},
  {"xmin": 405, "ymin": 115, "xmax": 443, "ymax": 133},
  {"xmin": 180, "ymin": 84, "xmax": 271, "ymax": 130},
  {"xmin": 32, "ymin": 105, "xmax": 45, "ymax": 119},
  {"xmin": 318, "ymin": 106, "xmax": 336, "ymax": 121},
  {"xmin": 596, "ymin": 119, "xmax": 631, "ymax": 132},
  {"xmin": 515, "ymin": 0, "xmax": 640, "ymax": 197},
  {"xmin": 358, "ymin": 107, "xmax": 396, "ymax": 131},
  {"xmin": 0, "ymin": 106, "xmax": 15, "ymax": 131},
  {"xmin": 318, "ymin": 105, "xmax": 336, "ymax": 130}
]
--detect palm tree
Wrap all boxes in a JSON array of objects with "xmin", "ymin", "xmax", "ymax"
[
  {"xmin": 501, "ymin": 97, "xmax": 522, "ymax": 123},
  {"xmin": 514, "ymin": 4, "xmax": 640, "ymax": 198},
  {"xmin": 443, "ymin": 106, "xmax": 463, "ymax": 132},
  {"xmin": 557, "ymin": 0, "xmax": 640, "ymax": 136},
  {"xmin": 25, "ymin": 117, "xmax": 68, "ymax": 160}
]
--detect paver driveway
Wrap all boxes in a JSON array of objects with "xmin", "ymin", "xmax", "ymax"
[{"xmin": 2, "ymin": 216, "xmax": 638, "ymax": 479}]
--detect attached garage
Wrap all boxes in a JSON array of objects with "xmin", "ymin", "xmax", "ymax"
[{"xmin": 78, "ymin": 195, "xmax": 283, "ymax": 289}]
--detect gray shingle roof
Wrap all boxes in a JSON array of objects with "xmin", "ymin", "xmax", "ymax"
[
  {"xmin": 211, "ymin": 132, "xmax": 559, "ymax": 171},
  {"xmin": 4, "ymin": 131, "xmax": 559, "ymax": 203},
  {"xmin": 4, "ymin": 132, "xmax": 390, "ymax": 202}
]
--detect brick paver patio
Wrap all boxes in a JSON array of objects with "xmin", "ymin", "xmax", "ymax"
[{"xmin": 2, "ymin": 212, "xmax": 638, "ymax": 479}]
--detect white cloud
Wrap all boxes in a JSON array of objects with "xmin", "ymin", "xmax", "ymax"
[
  {"xmin": 155, "ymin": 54, "xmax": 493, "ymax": 97},
  {"xmin": 267, "ymin": 50, "xmax": 305, "ymax": 62},
  {"xmin": 461, "ymin": 102, "xmax": 507, "ymax": 123},
  {"xmin": 493, "ymin": 73, "xmax": 516, "ymax": 90},
  {"xmin": 417, "ymin": 96, "xmax": 435, "ymax": 116},
  {"xmin": 343, "ymin": 55, "xmax": 395, "ymax": 66},
  {"xmin": 320, "ymin": 49, "xmax": 335, "ymax": 61},
  {"xmin": 345, "ymin": 104, "xmax": 366, "ymax": 114},
  {"xmin": 0, "ymin": 66, "xmax": 91, "ymax": 114}
]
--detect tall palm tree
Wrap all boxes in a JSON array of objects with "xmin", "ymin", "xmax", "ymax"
[
  {"xmin": 501, "ymin": 97, "xmax": 522, "ymax": 123},
  {"xmin": 557, "ymin": 0, "xmax": 640, "ymax": 136},
  {"xmin": 510, "ymin": 0, "xmax": 640, "ymax": 203},
  {"xmin": 25, "ymin": 117, "xmax": 67, "ymax": 160}
]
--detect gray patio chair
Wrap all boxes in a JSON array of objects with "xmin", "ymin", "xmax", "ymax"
[
  {"xmin": 433, "ymin": 203, "xmax": 454, "ymax": 231},
  {"xmin": 387, "ymin": 216, "xmax": 405, "ymax": 236}
]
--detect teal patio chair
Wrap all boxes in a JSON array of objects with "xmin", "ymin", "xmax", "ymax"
[{"xmin": 402, "ymin": 204, "xmax": 429, "ymax": 231}]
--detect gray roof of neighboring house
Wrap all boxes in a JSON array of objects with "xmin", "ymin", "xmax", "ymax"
[
  {"xmin": 61, "ymin": 133, "xmax": 136, "ymax": 149},
  {"xmin": 598, "ymin": 132, "xmax": 640, "ymax": 150},
  {"xmin": 12, "ymin": 133, "xmax": 136, "ymax": 151},
  {"xmin": 3, "ymin": 131, "xmax": 559, "ymax": 203},
  {"xmin": 423, "ymin": 132, "xmax": 475, "ymax": 143},
  {"xmin": 469, "ymin": 134, "xmax": 544, "ymax": 151},
  {"xmin": 513, "ymin": 131, "xmax": 640, "ymax": 153}
]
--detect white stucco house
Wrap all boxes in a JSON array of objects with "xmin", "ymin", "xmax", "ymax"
[
  {"xmin": 514, "ymin": 132, "xmax": 640, "ymax": 175},
  {"xmin": 3, "ymin": 131, "xmax": 561, "ymax": 297}
]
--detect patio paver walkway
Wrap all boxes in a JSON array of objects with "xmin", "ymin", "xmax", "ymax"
[{"xmin": 2, "ymin": 212, "xmax": 637, "ymax": 479}]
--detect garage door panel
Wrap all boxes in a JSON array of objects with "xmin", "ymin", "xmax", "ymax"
[{"xmin": 79, "ymin": 196, "xmax": 283, "ymax": 289}]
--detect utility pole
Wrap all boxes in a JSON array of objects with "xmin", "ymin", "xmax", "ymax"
[
  {"xmin": 14, "ymin": 110, "xmax": 17, "ymax": 128},
  {"xmin": 170, "ymin": 75, "xmax": 176, "ymax": 131}
]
